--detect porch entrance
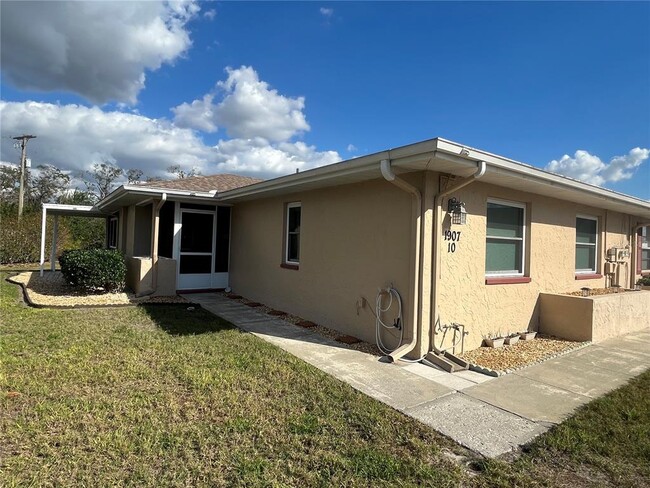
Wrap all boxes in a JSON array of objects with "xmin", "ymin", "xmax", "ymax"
[{"xmin": 177, "ymin": 206, "xmax": 230, "ymax": 290}]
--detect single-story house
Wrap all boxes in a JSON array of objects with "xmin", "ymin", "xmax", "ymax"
[{"xmin": 41, "ymin": 138, "xmax": 650, "ymax": 361}]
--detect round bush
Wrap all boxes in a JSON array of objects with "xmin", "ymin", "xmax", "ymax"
[{"xmin": 59, "ymin": 249, "xmax": 126, "ymax": 293}]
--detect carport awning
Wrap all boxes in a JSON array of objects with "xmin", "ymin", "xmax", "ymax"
[
  {"xmin": 40, "ymin": 203, "xmax": 109, "ymax": 275},
  {"xmin": 42, "ymin": 203, "xmax": 107, "ymax": 218}
]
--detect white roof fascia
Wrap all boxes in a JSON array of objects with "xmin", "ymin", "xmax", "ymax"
[
  {"xmin": 435, "ymin": 138, "xmax": 650, "ymax": 215},
  {"xmin": 219, "ymin": 151, "xmax": 391, "ymax": 201},
  {"xmin": 42, "ymin": 203, "xmax": 107, "ymax": 217},
  {"xmin": 97, "ymin": 185, "xmax": 218, "ymax": 211}
]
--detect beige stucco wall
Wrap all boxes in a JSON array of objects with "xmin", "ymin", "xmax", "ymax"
[
  {"xmin": 230, "ymin": 176, "xmax": 422, "ymax": 353},
  {"xmin": 153, "ymin": 257, "xmax": 177, "ymax": 296},
  {"xmin": 592, "ymin": 290, "xmax": 650, "ymax": 341},
  {"xmin": 229, "ymin": 174, "xmax": 644, "ymax": 354},
  {"xmin": 126, "ymin": 256, "xmax": 152, "ymax": 295},
  {"xmin": 436, "ymin": 180, "xmax": 641, "ymax": 351},
  {"xmin": 125, "ymin": 256, "xmax": 177, "ymax": 296},
  {"xmin": 538, "ymin": 293, "xmax": 594, "ymax": 341},
  {"xmin": 134, "ymin": 204, "xmax": 152, "ymax": 257},
  {"xmin": 123, "ymin": 203, "xmax": 153, "ymax": 258},
  {"xmin": 539, "ymin": 291, "xmax": 650, "ymax": 342}
]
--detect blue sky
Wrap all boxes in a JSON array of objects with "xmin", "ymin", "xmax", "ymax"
[{"xmin": 1, "ymin": 1, "xmax": 648, "ymax": 198}]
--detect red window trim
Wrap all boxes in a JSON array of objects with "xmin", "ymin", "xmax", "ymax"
[
  {"xmin": 280, "ymin": 262, "xmax": 299, "ymax": 271},
  {"xmin": 485, "ymin": 276, "xmax": 531, "ymax": 285},
  {"xmin": 575, "ymin": 273, "xmax": 602, "ymax": 280}
]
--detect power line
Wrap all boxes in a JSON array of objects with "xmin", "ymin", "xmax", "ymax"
[{"xmin": 12, "ymin": 134, "xmax": 37, "ymax": 219}]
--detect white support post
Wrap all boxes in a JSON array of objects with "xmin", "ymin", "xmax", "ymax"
[
  {"xmin": 50, "ymin": 215, "xmax": 58, "ymax": 271},
  {"xmin": 40, "ymin": 207, "xmax": 47, "ymax": 276}
]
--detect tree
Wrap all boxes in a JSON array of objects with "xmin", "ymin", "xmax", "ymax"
[
  {"xmin": 167, "ymin": 164, "xmax": 200, "ymax": 179},
  {"xmin": 30, "ymin": 164, "xmax": 70, "ymax": 205},
  {"xmin": 57, "ymin": 189, "xmax": 97, "ymax": 206},
  {"xmin": 83, "ymin": 162, "xmax": 124, "ymax": 201},
  {"xmin": 0, "ymin": 164, "xmax": 21, "ymax": 204},
  {"xmin": 126, "ymin": 168, "xmax": 144, "ymax": 184}
]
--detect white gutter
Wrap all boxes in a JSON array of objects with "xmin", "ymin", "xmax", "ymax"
[
  {"xmin": 380, "ymin": 159, "xmax": 422, "ymax": 362},
  {"xmin": 97, "ymin": 185, "xmax": 217, "ymax": 211},
  {"xmin": 431, "ymin": 161, "xmax": 487, "ymax": 353},
  {"xmin": 435, "ymin": 139, "xmax": 650, "ymax": 213}
]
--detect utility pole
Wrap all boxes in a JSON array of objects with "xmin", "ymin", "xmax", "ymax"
[{"xmin": 12, "ymin": 134, "xmax": 36, "ymax": 219}]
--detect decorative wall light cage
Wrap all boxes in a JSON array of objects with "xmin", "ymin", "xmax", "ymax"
[{"xmin": 447, "ymin": 197, "xmax": 467, "ymax": 225}]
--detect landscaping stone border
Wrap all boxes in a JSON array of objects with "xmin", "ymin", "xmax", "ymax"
[
  {"xmin": 5, "ymin": 274, "xmax": 196, "ymax": 311},
  {"xmin": 467, "ymin": 340, "xmax": 592, "ymax": 377}
]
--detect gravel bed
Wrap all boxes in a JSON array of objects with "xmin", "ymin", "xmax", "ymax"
[
  {"xmin": 566, "ymin": 287, "xmax": 633, "ymax": 296},
  {"xmin": 222, "ymin": 292, "xmax": 381, "ymax": 356},
  {"xmin": 8, "ymin": 271, "xmax": 189, "ymax": 307},
  {"xmin": 460, "ymin": 335, "xmax": 589, "ymax": 374}
]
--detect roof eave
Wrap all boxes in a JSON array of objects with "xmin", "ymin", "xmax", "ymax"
[{"xmin": 96, "ymin": 185, "xmax": 219, "ymax": 212}]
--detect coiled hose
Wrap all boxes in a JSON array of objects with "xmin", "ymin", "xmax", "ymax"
[{"xmin": 375, "ymin": 287, "xmax": 404, "ymax": 355}]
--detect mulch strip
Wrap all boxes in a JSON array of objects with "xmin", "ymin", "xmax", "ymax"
[
  {"xmin": 296, "ymin": 320, "xmax": 317, "ymax": 329},
  {"xmin": 336, "ymin": 335, "xmax": 362, "ymax": 345},
  {"xmin": 245, "ymin": 302, "xmax": 263, "ymax": 307},
  {"xmin": 267, "ymin": 310, "xmax": 288, "ymax": 317}
]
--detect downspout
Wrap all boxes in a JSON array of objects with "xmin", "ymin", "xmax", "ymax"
[
  {"xmin": 431, "ymin": 160, "xmax": 486, "ymax": 353},
  {"xmin": 139, "ymin": 193, "xmax": 167, "ymax": 297},
  {"xmin": 380, "ymin": 158, "xmax": 422, "ymax": 362}
]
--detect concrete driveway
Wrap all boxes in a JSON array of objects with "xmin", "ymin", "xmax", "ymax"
[{"xmin": 187, "ymin": 293, "xmax": 649, "ymax": 458}]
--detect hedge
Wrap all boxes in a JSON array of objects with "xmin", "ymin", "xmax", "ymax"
[
  {"xmin": 0, "ymin": 209, "xmax": 105, "ymax": 264},
  {"xmin": 59, "ymin": 249, "xmax": 126, "ymax": 293},
  {"xmin": 0, "ymin": 212, "xmax": 70, "ymax": 264}
]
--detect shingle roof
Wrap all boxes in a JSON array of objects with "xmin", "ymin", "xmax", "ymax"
[{"xmin": 138, "ymin": 174, "xmax": 263, "ymax": 193}]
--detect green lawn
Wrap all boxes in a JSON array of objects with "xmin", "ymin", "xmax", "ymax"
[{"xmin": 1, "ymin": 271, "xmax": 648, "ymax": 487}]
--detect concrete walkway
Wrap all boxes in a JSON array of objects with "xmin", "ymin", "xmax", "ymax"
[{"xmin": 186, "ymin": 293, "xmax": 650, "ymax": 458}]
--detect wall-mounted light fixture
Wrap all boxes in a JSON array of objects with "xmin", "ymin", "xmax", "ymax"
[{"xmin": 447, "ymin": 197, "xmax": 467, "ymax": 225}]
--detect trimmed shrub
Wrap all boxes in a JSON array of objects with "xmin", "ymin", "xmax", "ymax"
[
  {"xmin": 638, "ymin": 276, "xmax": 650, "ymax": 286},
  {"xmin": 59, "ymin": 249, "xmax": 126, "ymax": 293}
]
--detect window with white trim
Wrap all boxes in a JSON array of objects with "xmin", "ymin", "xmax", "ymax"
[
  {"xmin": 107, "ymin": 217, "xmax": 118, "ymax": 249},
  {"xmin": 575, "ymin": 216, "xmax": 598, "ymax": 273},
  {"xmin": 485, "ymin": 200, "xmax": 526, "ymax": 276},
  {"xmin": 285, "ymin": 203, "xmax": 301, "ymax": 264}
]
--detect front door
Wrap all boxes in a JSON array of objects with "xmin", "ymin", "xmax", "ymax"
[
  {"xmin": 176, "ymin": 206, "xmax": 230, "ymax": 291},
  {"xmin": 178, "ymin": 210, "xmax": 214, "ymax": 290}
]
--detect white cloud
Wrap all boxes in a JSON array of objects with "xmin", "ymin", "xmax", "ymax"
[
  {"xmin": 545, "ymin": 148, "xmax": 649, "ymax": 186},
  {"xmin": 173, "ymin": 66, "xmax": 310, "ymax": 142},
  {"xmin": 172, "ymin": 94, "xmax": 218, "ymax": 133},
  {"xmin": 0, "ymin": 1, "xmax": 199, "ymax": 104},
  {"xmin": 204, "ymin": 9, "xmax": 216, "ymax": 20},
  {"xmin": 212, "ymin": 138, "xmax": 340, "ymax": 177},
  {"xmin": 0, "ymin": 100, "xmax": 340, "ymax": 181},
  {"xmin": 320, "ymin": 8, "xmax": 334, "ymax": 17},
  {"xmin": 347, "ymin": 144, "xmax": 358, "ymax": 152},
  {"xmin": 0, "ymin": 101, "xmax": 214, "ymax": 177}
]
